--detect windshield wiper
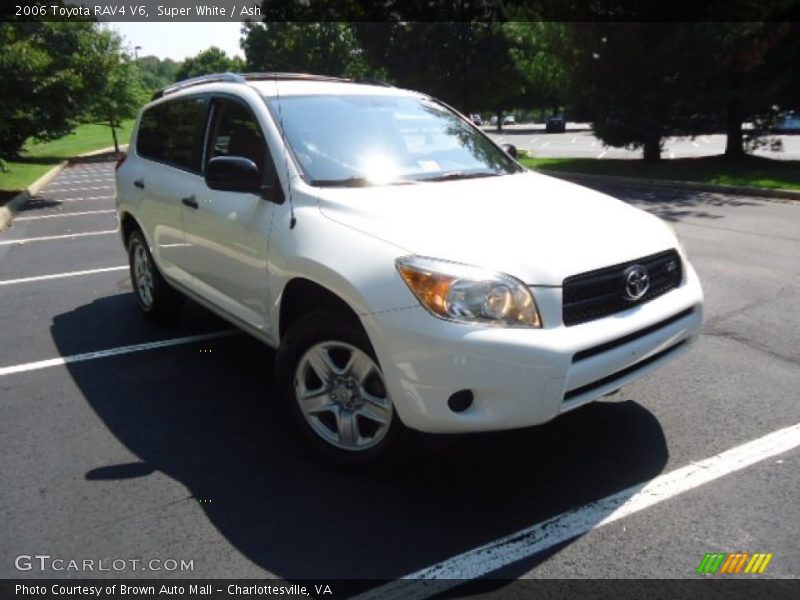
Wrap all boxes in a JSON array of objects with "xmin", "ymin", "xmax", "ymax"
[
  {"xmin": 310, "ymin": 176, "xmax": 416, "ymax": 188},
  {"xmin": 418, "ymin": 171, "xmax": 500, "ymax": 182}
]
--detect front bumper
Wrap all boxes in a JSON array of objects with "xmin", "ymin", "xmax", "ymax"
[{"xmin": 361, "ymin": 262, "xmax": 704, "ymax": 433}]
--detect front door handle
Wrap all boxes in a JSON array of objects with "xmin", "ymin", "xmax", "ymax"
[
  {"xmin": 181, "ymin": 195, "xmax": 199, "ymax": 209},
  {"xmin": 133, "ymin": 179, "xmax": 145, "ymax": 189}
]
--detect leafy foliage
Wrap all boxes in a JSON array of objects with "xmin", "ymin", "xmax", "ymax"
[
  {"xmin": 0, "ymin": 21, "xmax": 114, "ymax": 160},
  {"xmin": 242, "ymin": 22, "xmax": 375, "ymax": 78},
  {"xmin": 83, "ymin": 30, "xmax": 150, "ymax": 153},
  {"xmin": 174, "ymin": 47, "xmax": 245, "ymax": 81},
  {"xmin": 137, "ymin": 55, "xmax": 181, "ymax": 91},
  {"xmin": 354, "ymin": 22, "xmax": 523, "ymax": 116}
]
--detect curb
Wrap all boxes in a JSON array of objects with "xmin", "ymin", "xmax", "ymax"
[
  {"xmin": 0, "ymin": 144, "xmax": 127, "ymax": 232},
  {"xmin": 0, "ymin": 161, "xmax": 68, "ymax": 232},
  {"xmin": 70, "ymin": 144, "xmax": 128, "ymax": 161},
  {"xmin": 535, "ymin": 169, "xmax": 800, "ymax": 204}
]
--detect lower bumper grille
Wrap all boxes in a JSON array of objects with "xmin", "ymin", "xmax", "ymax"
[
  {"xmin": 573, "ymin": 306, "xmax": 696, "ymax": 363},
  {"xmin": 564, "ymin": 339, "xmax": 687, "ymax": 402}
]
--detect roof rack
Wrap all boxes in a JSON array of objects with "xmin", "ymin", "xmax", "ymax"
[
  {"xmin": 151, "ymin": 72, "xmax": 395, "ymax": 101},
  {"xmin": 241, "ymin": 72, "xmax": 353, "ymax": 84},
  {"xmin": 151, "ymin": 72, "xmax": 245, "ymax": 100}
]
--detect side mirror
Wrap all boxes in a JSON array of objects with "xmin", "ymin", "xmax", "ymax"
[
  {"xmin": 205, "ymin": 156, "xmax": 262, "ymax": 194},
  {"xmin": 501, "ymin": 143, "xmax": 518, "ymax": 159}
]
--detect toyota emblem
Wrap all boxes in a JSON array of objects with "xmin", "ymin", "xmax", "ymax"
[{"xmin": 624, "ymin": 265, "xmax": 650, "ymax": 301}]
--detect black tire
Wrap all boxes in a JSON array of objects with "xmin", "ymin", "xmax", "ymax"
[
  {"xmin": 127, "ymin": 230, "xmax": 184, "ymax": 322},
  {"xmin": 275, "ymin": 310, "xmax": 407, "ymax": 466}
]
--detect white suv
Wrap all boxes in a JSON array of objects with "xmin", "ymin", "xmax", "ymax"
[{"xmin": 116, "ymin": 73, "xmax": 704, "ymax": 463}]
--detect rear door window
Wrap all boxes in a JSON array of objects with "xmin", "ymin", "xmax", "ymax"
[{"xmin": 137, "ymin": 96, "xmax": 208, "ymax": 172}]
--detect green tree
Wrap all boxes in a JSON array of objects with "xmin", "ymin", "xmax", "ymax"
[
  {"xmin": 353, "ymin": 22, "xmax": 524, "ymax": 121},
  {"xmin": 84, "ymin": 31, "xmax": 149, "ymax": 153},
  {"xmin": 250, "ymin": 3, "xmax": 524, "ymax": 119},
  {"xmin": 693, "ymin": 21, "xmax": 800, "ymax": 158},
  {"xmin": 174, "ymin": 46, "xmax": 245, "ymax": 81},
  {"xmin": 242, "ymin": 22, "xmax": 374, "ymax": 78},
  {"xmin": 504, "ymin": 22, "xmax": 570, "ymax": 117},
  {"xmin": 136, "ymin": 55, "xmax": 180, "ymax": 91},
  {"xmin": 511, "ymin": 2, "xmax": 800, "ymax": 162},
  {"xmin": 0, "ymin": 21, "xmax": 112, "ymax": 160},
  {"xmin": 548, "ymin": 22, "xmax": 704, "ymax": 161}
]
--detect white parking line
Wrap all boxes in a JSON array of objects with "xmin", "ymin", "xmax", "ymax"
[
  {"xmin": 361, "ymin": 422, "xmax": 800, "ymax": 599},
  {"xmin": 691, "ymin": 141, "xmax": 700, "ymax": 148},
  {"xmin": 669, "ymin": 152, "xmax": 676, "ymax": 159},
  {"xmin": 597, "ymin": 150, "xmax": 608, "ymax": 158},
  {"xmin": 55, "ymin": 173, "xmax": 112, "ymax": 177},
  {"xmin": 48, "ymin": 179, "xmax": 113, "ymax": 186},
  {"xmin": 571, "ymin": 137, "xmax": 577, "ymax": 143},
  {"xmin": 0, "ymin": 331, "xmax": 238, "ymax": 377},
  {"xmin": 52, "ymin": 198, "xmax": 116, "ymax": 205},
  {"xmin": 14, "ymin": 209, "xmax": 116, "ymax": 221},
  {"xmin": 0, "ymin": 266, "xmax": 127, "ymax": 286},
  {"xmin": 41, "ymin": 186, "xmax": 114, "ymax": 193},
  {"xmin": 0, "ymin": 229, "xmax": 118, "ymax": 245}
]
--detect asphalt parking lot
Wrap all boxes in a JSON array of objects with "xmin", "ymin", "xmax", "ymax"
[
  {"xmin": 1, "ymin": 159, "xmax": 798, "ymax": 589},
  {"xmin": 485, "ymin": 126, "xmax": 800, "ymax": 160}
]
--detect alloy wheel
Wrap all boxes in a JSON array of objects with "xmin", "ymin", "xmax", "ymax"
[{"xmin": 294, "ymin": 341, "xmax": 393, "ymax": 451}]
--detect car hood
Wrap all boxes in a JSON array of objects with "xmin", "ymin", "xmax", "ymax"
[{"xmin": 314, "ymin": 171, "xmax": 677, "ymax": 286}]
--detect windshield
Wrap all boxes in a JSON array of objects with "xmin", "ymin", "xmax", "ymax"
[{"xmin": 265, "ymin": 94, "xmax": 523, "ymax": 186}]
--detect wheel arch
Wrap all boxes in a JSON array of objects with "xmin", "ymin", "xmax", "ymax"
[
  {"xmin": 278, "ymin": 277, "xmax": 364, "ymax": 340},
  {"xmin": 120, "ymin": 211, "xmax": 143, "ymax": 247}
]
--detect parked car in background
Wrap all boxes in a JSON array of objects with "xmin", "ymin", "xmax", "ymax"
[
  {"xmin": 546, "ymin": 114, "xmax": 567, "ymax": 133},
  {"xmin": 502, "ymin": 114, "xmax": 516, "ymax": 125},
  {"xmin": 774, "ymin": 112, "xmax": 800, "ymax": 134},
  {"xmin": 470, "ymin": 114, "xmax": 482, "ymax": 126},
  {"xmin": 116, "ymin": 72, "xmax": 704, "ymax": 464}
]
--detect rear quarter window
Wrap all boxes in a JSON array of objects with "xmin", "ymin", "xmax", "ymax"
[{"xmin": 136, "ymin": 96, "xmax": 208, "ymax": 172}]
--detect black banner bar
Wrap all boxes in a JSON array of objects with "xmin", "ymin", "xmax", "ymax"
[{"xmin": 2, "ymin": 579, "xmax": 798, "ymax": 600}]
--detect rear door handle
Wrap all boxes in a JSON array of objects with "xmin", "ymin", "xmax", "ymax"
[
  {"xmin": 181, "ymin": 195, "xmax": 198, "ymax": 209},
  {"xmin": 133, "ymin": 179, "xmax": 145, "ymax": 189}
]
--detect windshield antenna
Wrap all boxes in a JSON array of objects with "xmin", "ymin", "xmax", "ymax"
[{"xmin": 274, "ymin": 74, "xmax": 296, "ymax": 229}]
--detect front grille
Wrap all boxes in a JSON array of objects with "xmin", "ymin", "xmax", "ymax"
[{"xmin": 562, "ymin": 249, "xmax": 682, "ymax": 327}]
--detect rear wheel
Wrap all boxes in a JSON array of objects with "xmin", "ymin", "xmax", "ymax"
[
  {"xmin": 127, "ymin": 230, "xmax": 183, "ymax": 322},
  {"xmin": 276, "ymin": 310, "xmax": 405, "ymax": 465}
]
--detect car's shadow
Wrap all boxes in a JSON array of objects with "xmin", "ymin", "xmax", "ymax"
[{"xmin": 52, "ymin": 293, "xmax": 668, "ymax": 586}]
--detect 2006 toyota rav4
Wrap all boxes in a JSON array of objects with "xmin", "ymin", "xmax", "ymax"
[{"xmin": 116, "ymin": 73, "xmax": 704, "ymax": 463}]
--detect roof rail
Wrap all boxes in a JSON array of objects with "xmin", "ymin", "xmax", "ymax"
[
  {"xmin": 242, "ymin": 73, "xmax": 393, "ymax": 87},
  {"xmin": 240, "ymin": 72, "xmax": 352, "ymax": 84},
  {"xmin": 150, "ymin": 71, "xmax": 395, "ymax": 101},
  {"xmin": 151, "ymin": 72, "xmax": 246, "ymax": 100}
]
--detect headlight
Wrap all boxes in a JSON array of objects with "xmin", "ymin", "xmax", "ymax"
[{"xmin": 396, "ymin": 256, "xmax": 541, "ymax": 327}]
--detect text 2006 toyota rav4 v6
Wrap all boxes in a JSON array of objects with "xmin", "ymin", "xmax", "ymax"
[{"xmin": 116, "ymin": 73, "xmax": 704, "ymax": 463}]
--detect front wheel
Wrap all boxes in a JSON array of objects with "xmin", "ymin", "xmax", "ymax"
[{"xmin": 275, "ymin": 311, "xmax": 405, "ymax": 465}]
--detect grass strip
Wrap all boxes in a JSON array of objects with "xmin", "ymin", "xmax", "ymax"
[
  {"xmin": 520, "ymin": 155, "xmax": 800, "ymax": 191},
  {"xmin": 0, "ymin": 120, "xmax": 134, "ymax": 198}
]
